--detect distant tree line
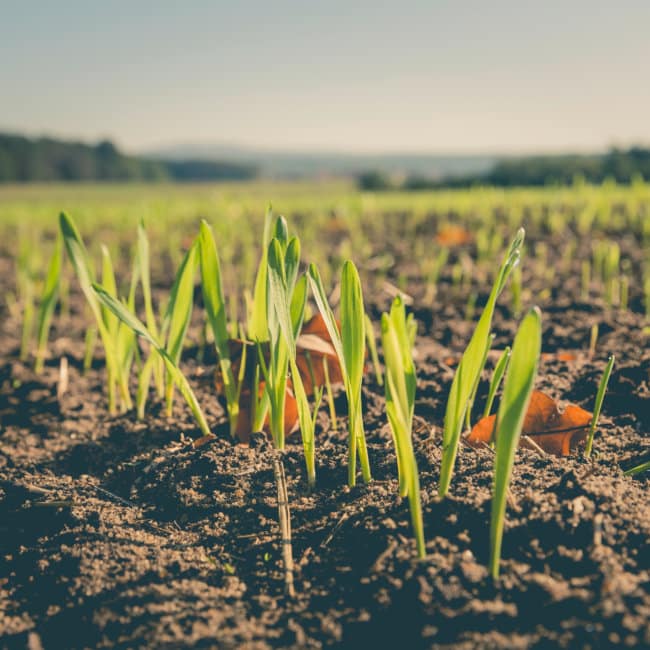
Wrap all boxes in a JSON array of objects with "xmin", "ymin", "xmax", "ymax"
[
  {"xmin": 359, "ymin": 147, "xmax": 650, "ymax": 191},
  {"xmin": 0, "ymin": 133, "xmax": 257, "ymax": 182}
]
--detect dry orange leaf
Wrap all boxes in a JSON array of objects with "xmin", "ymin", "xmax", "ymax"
[
  {"xmin": 542, "ymin": 351, "xmax": 578, "ymax": 362},
  {"xmin": 466, "ymin": 390, "xmax": 592, "ymax": 456},
  {"xmin": 435, "ymin": 225, "xmax": 472, "ymax": 247}
]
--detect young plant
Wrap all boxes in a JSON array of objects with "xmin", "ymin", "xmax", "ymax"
[
  {"xmin": 198, "ymin": 219, "xmax": 244, "ymax": 438},
  {"xmin": 34, "ymin": 233, "xmax": 62, "ymax": 373},
  {"xmin": 259, "ymin": 217, "xmax": 300, "ymax": 450},
  {"xmin": 308, "ymin": 260, "xmax": 371, "ymax": 487},
  {"xmin": 59, "ymin": 212, "xmax": 132, "ymax": 414},
  {"xmin": 137, "ymin": 220, "xmax": 165, "ymax": 399},
  {"xmin": 490, "ymin": 306, "xmax": 542, "ymax": 579},
  {"xmin": 381, "ymin": 296, "xmax": 425, "ymax": 558},
  {"xmin": 439, "ymin": 228, "xmax": 525, "ymax": 497},
  {"xmin": 161, "ymin": 242, "xmax": 198, "ymax": 416},
  {"xmin": 623, "ymin": 459, "xmax": 650, "ymax": 476},
  {"xmin": 92, "ymin": 284, "xmax": 212, "ymax": 437},
  {"xmin": 268, "ymin": 236, "xmax": 321, "ymax": 485},
  {"xmin": 584, "ymin": 355, "xmax": 615, "ymax": 458}
]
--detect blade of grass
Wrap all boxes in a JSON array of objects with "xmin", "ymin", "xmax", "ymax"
[
  {"xmin": 584, "ymin": 355, "xmax": 615, "ymax": 458},
  {"xmin": 490, "ymin": 306, "xmax": 542, "ymax": 579},
  {"xmin": 198, "ymin": 220, "xmax": 241, "ymax": 437},
  {"xmin": 381, "ymin": 296, "xmax": 425, "ymax": 558},
  {"xmin": 34, "ymin": 233, "xmax": 62, "ymax": 373},
  {"xmin": 439, "ymin": 228, "xmax": 525, "ymax": 497}
]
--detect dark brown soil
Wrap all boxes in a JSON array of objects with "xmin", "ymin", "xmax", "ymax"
[{"xmin": 1, "ymin": 221, "xmax": 649, "ymax": 649}]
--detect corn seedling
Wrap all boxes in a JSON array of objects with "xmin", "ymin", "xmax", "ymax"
[
  {"xmin": 381, "ymin": 296, "xmax": 425, "ymax": 558},
  {"xmin": 439, "ymin": 228, "xmax": 525, "ymax": 497},
  {"xmin": 92, "ymin": 284, "xmax": 212, "ymax": 437},
  {"xmin": 267, "ymin": 233, "xmax": 322, "ymax": 485},
  {"xmin": 138, "ymin": 221, "xmax": 165, "ymax": 399},
  {"xmin": 584, "ymin": 355, "xmax": 615, "ymax": 458},
  {"xmin": 490, "ymin": 306, "xmax": 542, "ymax": 579},
  {"xmin": 624, "ymin": 459, "xmax": 650, "ymax": 476},
  {"xmin": 258, "ymin": 217, "xmax": 300, "ymax": 450},
  {"xmin": 198, "ymin": 220, "xmax": 243, "ymax": 438},
  {"xmin": 34, "ymin": 233, "xmax": 62, "ymax": 373},
  {"xmin": 59, "ymin": 212, "xmax": 132, "ymax": 414},
  {"xmin": 160, "ymin": 242, "xmax": 198, "ymax": 416},
  {"xmin": 482, "ymin": 346, "xmax": 511, "ymax": 419},
  {"xmin": 309, "ymin": 260, "xmax": 371, "ymax": 486}
]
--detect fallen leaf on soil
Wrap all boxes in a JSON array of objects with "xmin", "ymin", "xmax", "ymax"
[
  {"xmin": 435, "ymin": 225, "xmax": 472, "ymax": 247},
  {"xmin": 466, "ymin": 390, "xmax": 593, "ymax": 456},
  {"xmin": 542, "ymin": 351, "xmax": 578, "ymax": 362}
]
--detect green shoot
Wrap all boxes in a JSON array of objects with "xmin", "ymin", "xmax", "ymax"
[
  {"xmin": 365, "ymin": 313, "xmax": 383, "ymax": 386},
  {"xmin": 439, "ymin": 228, "xmax": 525, "ymax": 497},
  {"xmin": 198, "ymin": 220, "xmax": 242, "ymax": 438},
  {"xmin": 381, "ymin": 296, "xmax": 425, "ymax": 558},
  {"xmin": 162, "ymin": 242, "xmax": 198, "ymax": 416},
  {"xmin": 138, "ymin": 220, "xmax": 165, "ymax": 398},
  {"xmin": 624, "ymin": 460, "xmax": 650, "ymax": 476},
  {"xmin": 34, "ymin": 233, "xmax": 62, "ymax": 373},
  {"xmin": 83, "ymin": 326, "xmax": 97, "ymax": 372},
  {"xmin": 584, "ymin": 355, "xmax": 615, "ymax": 458},
  {"xmin": 490, "ymin": 306, "xmax": 542, "ymax": 579},
  {"xmin": 483, "ymin": 346, "xmax": 511, "ymax": 419},
  {"xmin": 268, "ymin": 237, "xmax": 321, "ymax": 484},
  {"xmin": 248, "ymin": 204, "xmax": 273, "ymax": 341},
  {"xmin": 260, "ymin": 218, "xmax": 300, "ymax": 450},
  {"xmin": 59, "ymin": 212, "xmax": 131, "ymax": 414},
  {"xmin": 308, "ymin": 261, "xmax": 371, "ymax": 486},
  {"xmin": 92, "ymin": 283, "xmax": 212, "ymax": 437}
]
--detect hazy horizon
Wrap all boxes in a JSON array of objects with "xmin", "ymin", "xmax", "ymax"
[{"xmin": 3, "ymin": 1, "xmax": 649, "ymax": 155}]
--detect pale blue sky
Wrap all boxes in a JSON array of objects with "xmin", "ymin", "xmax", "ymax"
[{"xmin": 2, "ymin": 1, "xmax": 649, "ymax": 153}]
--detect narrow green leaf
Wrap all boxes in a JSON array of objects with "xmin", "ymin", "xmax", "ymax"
[
  {"xmin": 489, "ymin": 306, "xmax": 542, "ymax": 579},
  {"xmin": 439, "ymin": 228, "xmax": 525, "ymax": 497},
  {"xmin": 34, "ymin": 233, "xmax": 62, "ymax": 373}
]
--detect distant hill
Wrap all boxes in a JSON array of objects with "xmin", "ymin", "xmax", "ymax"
[
  {"xmin": 146, "ymin": 143, "xmax": 497, "ymax": 180},
  {"xmin": 0, "ymin": 133, "xmax": 257, "ymax": 183},
  {"xmin": 360, "ymin": 147, "xmax": 650, "ymax": 190}
]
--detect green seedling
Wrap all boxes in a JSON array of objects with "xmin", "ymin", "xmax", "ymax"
[
  {"xmin": 483, "ymin": 346, "xmax": 511, "ymax": 419},
  {"xmin": 59, "ymin": 212, "xmax": 132, "ymax": 414},
  {"xmin": 439, "ymin": 228, "xmax": 525, "ymax": 497},
  {"xmin": 198, "ymin": 220, "xmax": 243, "ymax": 438},
  {"xmin": 161, "ymin": 242, "xmax": 198, "ymax": 416},
  {"xmin": 381, "ymin": 296, "xmax": 425, "ymax": 558},
  {"xmin": 248, "ymin": 204, "xmax": 273, "ymax": 342},
  {"xmin": 309, "ymin": 260, "xmax": 371, "ymax": 486},
  {"xmin": 258, "ymin": 217, "xmax": 299, "ymax": 450},
  {"xmin": 34, "ymin": 233, "xmax": 62, "ymax": 373},
  {"xmin": 268, "ymin": 235, "xmax": 322, "ymax": 485},
  {"xmin": 584, "ymin": 355, "xmax": 615, "ymax": 458},
  {"xmin": 138, "ymin": 220, "xmax": 165, "ymax": 398},
  {"xmin": 92, "ymin": 284, "xmax": 212, "ymax": 437},
  {"xmin": 490, "ymin": 306, "xmax": 542, "ymax": 579},
  {"xmin": 623, "ymin": 459, "xmax": 650, "ymax": 476}
]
